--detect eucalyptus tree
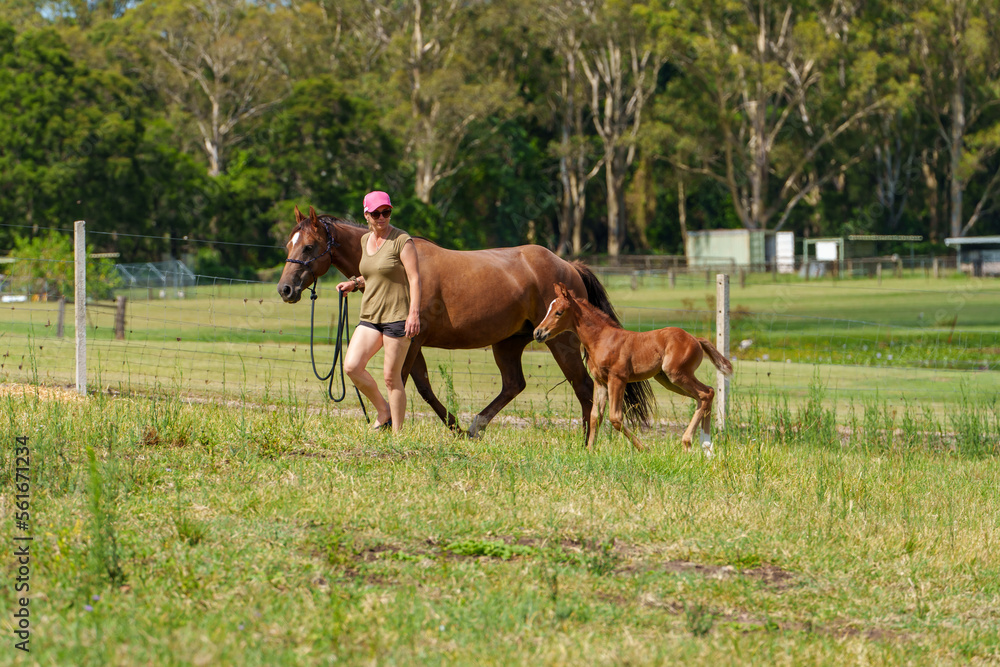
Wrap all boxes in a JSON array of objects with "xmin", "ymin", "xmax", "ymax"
[
  {"xmin": 129, "ymin": 0, "xmax": 291, "ymax": 177},
  {"xmin": 366, "ymin": 0, "xmax": 520, "ymax": 207},
  {"xmin": 648, "ymin": 0, "xmax": 912, "ymax": 232},
  {"xmin": 577, "ymin": 0, "xmax": 661, "ymax": 257},
  {"xmin": 908, "ymin": 0, "xmax": 1000, "ymax": 237},
  {"xmin": 540, "ymin": 0, "xmax": 605, "ymax": 256}
]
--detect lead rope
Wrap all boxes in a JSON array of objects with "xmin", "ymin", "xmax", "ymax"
[{"xmin": 306, "ymin": 281, "xmax": 369, "ymax": 423}]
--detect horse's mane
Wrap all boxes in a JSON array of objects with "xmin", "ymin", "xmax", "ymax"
[
  {"xmin": 318, "ymin": 214, "xmax": 365, "ymax": 229},
  {"xmin": 572, "ymin": 293, "xmax": 622, "ymax": 329}
]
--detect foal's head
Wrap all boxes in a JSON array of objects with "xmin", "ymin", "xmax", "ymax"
[
  {"xmin": 533, "ymin": 282, "xmax": 578, "ymax": 343},
  {"xmin": 277, "ymin": 205, "xmax": 337, "ymax": 303}
]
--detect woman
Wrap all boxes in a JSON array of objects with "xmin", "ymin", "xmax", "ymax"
[{"xmin": 338, "ymin": 191, "xmax": 422, "ymax": 432}]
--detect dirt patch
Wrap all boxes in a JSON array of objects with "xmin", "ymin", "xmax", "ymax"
[
  {"xmin": 0, "ymin": 382, "xmax": 85, "ymax": 403},
  {"xmin": 286, "ymin": 449, "xmax": 335, "ymax": 459},
  {"xmin": 827, "ymin": 623, "xmax": 908, "ymax": 643},
  {"xmin": 620, "ymin": 558, "xmax": 797, "ymax": 590},
  {"xmin": 659, "ymin": 560, "xmax": 738, "ymax": 579},
  {"xmin": 358, "ymin": 543, "xmax": 432, "ymax": 562},
  {"xmin": 741, "ymin": 564, "xmax": 797, "ymax": 589},
  {"xmin": 338, "ymin": 446, "xmax": 421, "ymax": 462},
  {"xmin": 342, "ymin": 568, "xmax": 395, "ymax": 586}
]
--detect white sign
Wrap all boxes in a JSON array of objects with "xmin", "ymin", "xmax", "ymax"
[
  {"xmin": 815, "ymin": 241, "xmax": 838, "ymax": 261},
  {"xmin": 776, "ymin": 232, "xmax": 795, "ymax": 273}
]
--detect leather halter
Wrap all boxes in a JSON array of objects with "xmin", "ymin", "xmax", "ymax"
[{"xmin": 284, "ymin": 216, "xmax": 340, "ymax": 268}]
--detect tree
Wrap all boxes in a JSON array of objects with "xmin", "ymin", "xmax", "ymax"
[
  {"xmin": 262, "ymin": 76, "xmax": 399, "ymax": 237},
  {"xmin": 130, "ymin": 0, "xmax": 291, "ymax": 177},
  {"xmin": 910, "ymin": 0, "xmax": 1000, "ymax": 237},
  {"xmin": 378, "ymin": 0, "xmax": 519, "ymax": 207},
  {"xmin": 648, "ymin": 0, "xmax": 912, "ymax": 231},
  {"xmin": 0, "ymin": 21, "xmax": 146, "ymax": 242},
  {"xmin": 579, "ymin": 0, "xmax": 660, "ymax": 256},
  {"xmin": 540, "ymin": 0, "xmax": 606, "ymax": 256},
  {"xmin": 8, "ymin": 231, "xmax": 119, "ymax": 299}
]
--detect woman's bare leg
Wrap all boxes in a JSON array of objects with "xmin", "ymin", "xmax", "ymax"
[
  {"xmin": 344, "ymin": 325, "xmax": 390, "ymax": 427},
  {"xmin": 381, "ymin": 334, "xmax": 412, "ymax": 432}
]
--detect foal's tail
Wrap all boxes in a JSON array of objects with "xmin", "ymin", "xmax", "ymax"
[
  {"xmin": 697, "ymin": 338, "xmax": 734, "ymax": 377},
  {"xmin": 572, "ymin": 261, "xmax": 655, "ymax": 428}
]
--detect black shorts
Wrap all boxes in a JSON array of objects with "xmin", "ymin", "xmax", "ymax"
[{"xmin": 359, "ymin": 320, "xmax": 407, "ymax": 338}]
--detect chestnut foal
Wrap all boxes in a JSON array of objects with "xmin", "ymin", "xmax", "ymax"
[{"xmin": 533, "ymin": 283, "xmax": 733, "ymax": 454}]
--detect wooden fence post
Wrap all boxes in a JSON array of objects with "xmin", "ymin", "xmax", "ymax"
[
  {"xmin": 114, "ymin": 296, "xmax": 127, "ymax": 340},
  {"xmin": 56, "ymin": 296, "xmax": 66, "ymax": 338}
]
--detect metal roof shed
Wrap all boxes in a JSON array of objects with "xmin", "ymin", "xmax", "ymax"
[{"xmin": 944, "ymin": 236, "xmax": 1000, "ymax": 276}]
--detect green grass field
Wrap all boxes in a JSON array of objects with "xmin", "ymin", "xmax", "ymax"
[
  {"xmin": 2, "ymin": 385, "xmax": 998, "ymax": 664},
  {"xmin": 2, "ymin": 272, "xmax": 997, "ymax": 420},
  {"xmin": 3, "ymin": 272, "xmax": 1000, "ymax": 664}
]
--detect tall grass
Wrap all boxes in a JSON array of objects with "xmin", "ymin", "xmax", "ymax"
[
  {"xmin": 2, "ymin": 384, "xmax": 999, "ymax": 664},
  {"xmin": 720, "ymin": 375, "xmax": 998, "ymax": 459}
]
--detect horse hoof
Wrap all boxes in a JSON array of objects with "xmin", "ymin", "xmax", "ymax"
[{"xmin": 467, "ymin": 415, "xmax": 489, "ymax": 439}]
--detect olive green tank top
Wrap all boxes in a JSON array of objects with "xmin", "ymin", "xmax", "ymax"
[{"xmin": 358, "ymin": 226, "xmax": 413, "ymax": 324}]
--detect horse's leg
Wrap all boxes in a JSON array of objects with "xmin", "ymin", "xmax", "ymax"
[
  {"xmin": 467, "ymin": 334, "xmax": 532, "ymax": 438},
  {"xmin": 403, "ymin": 348, "xmax": 461, "ymax": 432},
  {"xmin": 656, "ymin": 372, "xmax": 714, "ymax": 454},
  {"xmin": 545, "ymin": 334, "xmax": 595, "ymax": 444},
  {"xmin": 607, "ymin": 377, "xmax": 646, "ymax": 452},
  {"xmin": 588, "ymin": 382, "xmax": 608, "ymax": 449}
]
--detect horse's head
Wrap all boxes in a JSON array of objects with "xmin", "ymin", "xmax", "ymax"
[
  {"xmin": 277, "ymin": 205, "xmax": 338, "ymax": 303},
  {"xmin": 533, "ymin": 282, "xmax": 577, "ymax": 343}
]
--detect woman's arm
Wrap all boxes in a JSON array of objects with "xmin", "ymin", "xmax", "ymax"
[
  {"xmin": 336, "ymin": 276, "xmax": 364, "ymax": 293},
  {"xmin": 400, "ymin": 240, "xmax": 421, "ymax": 339}
]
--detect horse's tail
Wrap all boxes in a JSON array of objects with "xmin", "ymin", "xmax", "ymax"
[
  {"xmin": 697, "ymin": 338, "xmax": 734, "ymax": 377},
  {"xmin": 571, "ymin": 261, "xmax": 655, "ymax": 428}
]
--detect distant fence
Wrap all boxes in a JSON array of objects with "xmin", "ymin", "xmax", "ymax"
[
  {"xmin": 2, "ymin": 223, "xmax": 997, "ymax": 428},
  {"xmin": 115, "ymin": 260, "xmax": 197, "ymax": 292}
]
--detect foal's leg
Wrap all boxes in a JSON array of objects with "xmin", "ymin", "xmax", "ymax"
[
  {"xmin": 588, "ymin": 382, "xmax": 608, "ymax": 449},
  {"xmin": 607, "ymin": 378, "xmax": 646, "ymax": 452},
  {"xmin": 546, "ymin": 334, "xmax": 595, "ymax": 445},
  {"xmin": 654, "ymin": 372, "xmax": 714, "ymax": 453}
]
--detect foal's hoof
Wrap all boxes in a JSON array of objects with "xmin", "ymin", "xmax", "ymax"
[{"xmin": 699, "ymin": 431, "xmax": 713, "ymax": 458}]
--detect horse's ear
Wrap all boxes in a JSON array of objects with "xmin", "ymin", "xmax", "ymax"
[
  {"xmin": 308, "ymin": 206, "xmax": 320, "ymax": 225},
  {"xmin": 294, "ymin": 205, "xmax": 305, "ymax": 224},
  {"xmin": 556, "ymin": 282, "xmax": 569, "ymax": 298}
]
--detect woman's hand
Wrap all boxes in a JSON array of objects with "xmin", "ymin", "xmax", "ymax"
[
  {"xmin": 405, "ymin": 310, "xmax": 420, "ymax": 339},
  {"xmin": 336, "ymin": 280, "xmax": 355, "ymax": 293}
]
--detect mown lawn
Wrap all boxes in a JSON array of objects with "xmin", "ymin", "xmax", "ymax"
[{"xmin": 2, "ymin": 386, "xmax": 999, "ymax": 665}]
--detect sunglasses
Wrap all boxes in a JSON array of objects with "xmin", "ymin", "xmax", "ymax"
[{"xmin": 369, "ymin": 209, "xmax": 392, "ymax": 219}]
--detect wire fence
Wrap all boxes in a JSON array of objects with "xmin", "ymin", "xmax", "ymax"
[{"xmin": 2, "ymin": 231, "xmax": 998, "ymax": 427}]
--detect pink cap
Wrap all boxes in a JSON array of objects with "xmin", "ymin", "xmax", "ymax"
[{"xmin": 363, "ymin": 191, "xmax": 392, "ymax": 213}]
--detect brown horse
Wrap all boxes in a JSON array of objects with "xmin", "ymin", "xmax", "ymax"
[
  {"xmin": 277, "ymin": 206, "xmax": 653, "ymax": 441},
  {"xmin": 533, "ymin": 282, "xmax": 733, "ymax": 454}
]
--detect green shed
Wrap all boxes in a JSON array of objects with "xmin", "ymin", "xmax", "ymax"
[{"xmin": 685, "ymin": 229, "xmax": 792, "ymax": 272}]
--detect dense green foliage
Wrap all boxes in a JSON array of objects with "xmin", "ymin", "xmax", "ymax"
[{"xmin": 2, "ymin": 0, "xmax": 999, "ymax": 269}]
